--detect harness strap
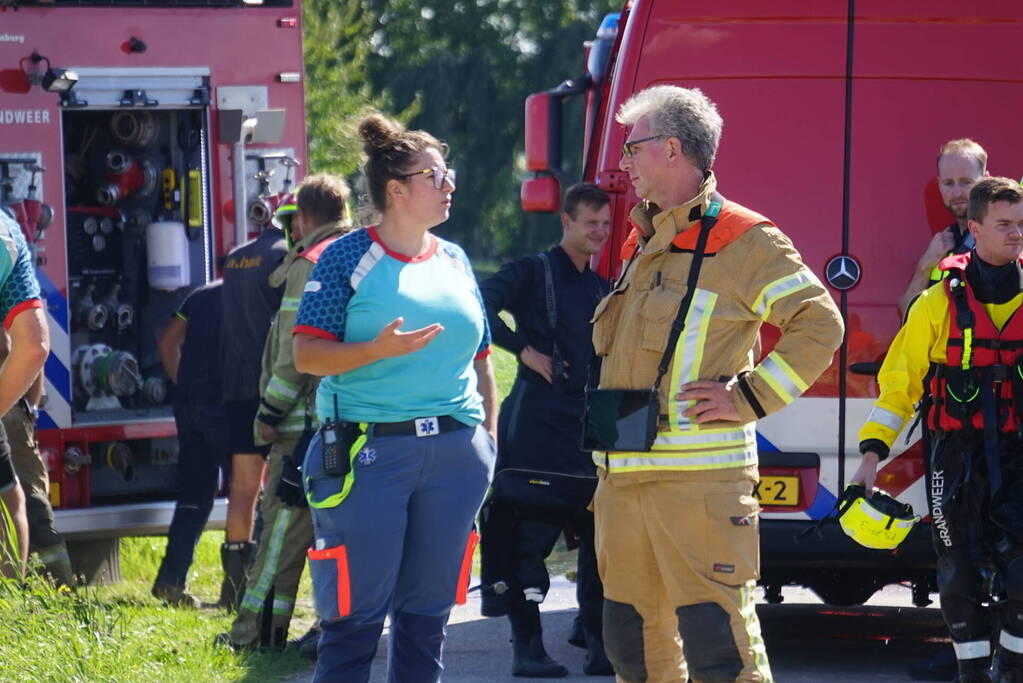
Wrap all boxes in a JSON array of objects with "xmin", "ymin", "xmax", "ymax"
[{"xmin": 980, "ymin": 372, "xmax": 1004, "ymax": 497}]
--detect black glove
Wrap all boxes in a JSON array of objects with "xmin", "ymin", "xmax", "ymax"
[{"xmin": 275, "ymin": 455, "xmax": 308, "ymax": 508}]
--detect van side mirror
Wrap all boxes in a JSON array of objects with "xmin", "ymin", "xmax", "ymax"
[{"xmin": 521, "ymin": 176, "xmax": 561, "ymax": 213}]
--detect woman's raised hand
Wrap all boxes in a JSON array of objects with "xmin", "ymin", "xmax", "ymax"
[{"xmin": 373, "ymin": 317, "xmax": 444, "ymax": 359}]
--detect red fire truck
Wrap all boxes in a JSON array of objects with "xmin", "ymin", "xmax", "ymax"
[
  {"xmin": 0, "ymin": 0, "xmax": 306, "ymax": 580},
  {"xmin": 523, "ymin": 1, "xmax": 1023, "ymax": 605}
]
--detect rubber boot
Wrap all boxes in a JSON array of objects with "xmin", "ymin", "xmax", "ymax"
[
  {"xmin": 583, "ymin": 628, "xmax": 614, "ymax": 676},
  {"xmin": 289, "ymin": 625, "xmax": 320, "ymax": 660},
  {"xmin": 956, "ymin": 655, "xmax": 994, "ymax": 683},
  {"xmin": 389, "ymin": 610, "xmax": 448, "ymax": 683},
  {"xmin": 36, "ymin": 542, "xmax": 74, "ymax": 589},
  {"xmin": 218, "ymin": 541, "xmax": 254, "ymax": 611},
  {"xmin": 508, "ymin": 599, "xmax": 567, "ymax": 678},
  {"xmin": 993, "ymin": 646, "xmax": 1023, "ymax": 683}
]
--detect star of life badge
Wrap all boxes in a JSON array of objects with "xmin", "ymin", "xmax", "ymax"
[{"xmin": 414, "ymin": 417, "xmax": 440, "ymax": 437}]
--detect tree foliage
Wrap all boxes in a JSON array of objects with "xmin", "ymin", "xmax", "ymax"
[{"xmin": 303, "ymin": 0, "xmax": 620, "ymax": 258}]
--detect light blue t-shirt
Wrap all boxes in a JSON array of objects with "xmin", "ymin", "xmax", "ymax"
[{"xmin": 294, "ymin": 227, "xmax": 490, "ymax": 425}]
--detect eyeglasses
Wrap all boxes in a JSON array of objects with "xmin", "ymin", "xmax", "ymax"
[
  {"xmin": 397, "ymin": 166, "xmax": 456, "ymax": 190},
  {"xmin": 622, "ymin": 134, "xmax": 665, "ymax": 158}
]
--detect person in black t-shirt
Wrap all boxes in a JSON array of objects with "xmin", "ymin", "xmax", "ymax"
[
  {"xmin": 152, "ymin": 280, "xmax": 229, "ymax": 607},
  {"xmin": 219, "ymin": 225, "xmax": 287, "ymax": 608},
  {"xmin": 479, "ymin": 183, "xmax": 613, "ymax": 677}
]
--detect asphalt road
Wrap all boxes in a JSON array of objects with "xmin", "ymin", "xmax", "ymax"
[{"xmin": 289, "ymin": 579, "xmax": 951, "ymax": 682}]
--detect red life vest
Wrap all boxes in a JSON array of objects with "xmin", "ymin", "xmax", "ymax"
[{"xmin": 927, "ymin": 252, "xmax": 1023, "ymax": 433}]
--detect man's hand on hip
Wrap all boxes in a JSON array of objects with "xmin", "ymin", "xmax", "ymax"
[
  {"xmin": 677, "ymin": 380, "xmax": 741, "ymax": 423},
  {"xmin": 520, "ymin": 345, "xmax": 555, "ymax": 383}
]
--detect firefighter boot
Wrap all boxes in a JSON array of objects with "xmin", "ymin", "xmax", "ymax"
[
  {"xmin": 508, "ymin": 600, "xmax": 567, "ymax": 678},
  {"xmin": 289, "ymin": 625, "xmax": 320, "ymax": 660},
  {"xmin": 955, "ymin": 655, "xmax": 994, "ymax": 683},
  {"xmin": 36, "ymin": 542, "xmax": 75, "ymax": 589},
  {"xmin": 993, "ymin": 642, "xmax": 1023, "ymax": 683},
  {"xmin": 218, "ymin": 541, "xmax": 254, "ymax": 610}
]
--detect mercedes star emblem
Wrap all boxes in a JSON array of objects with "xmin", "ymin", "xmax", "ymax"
[{"xmin": 825, "ymin": 255, "xmax": 861, "ymax": 291}]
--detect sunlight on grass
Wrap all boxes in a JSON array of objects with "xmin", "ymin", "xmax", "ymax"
[
  {"xmin": 0, "ymin": 533, "xmax": 314, "ymax": 682},
  {"xmin": 1, "ymin": 341, "xmax": 520, "ymax": 681}
]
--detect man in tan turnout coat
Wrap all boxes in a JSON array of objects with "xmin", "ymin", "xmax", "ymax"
[
  {"xmin": 591, "ymin": 86, "xmax": 844, "ymax": 682},
  {"xmin": 226, "ymin": 174, "xmax": 351, "ymax": 650}
]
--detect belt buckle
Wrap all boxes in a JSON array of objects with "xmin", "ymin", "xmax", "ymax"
[{"xmin": 414, "ymin": 417, "xmax": 440, "ymax": 437}]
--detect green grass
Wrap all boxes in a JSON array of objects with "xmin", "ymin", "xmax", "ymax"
[
  {"xmin": 1, "ymin": 533, "xmax": 315, "ymax": 682},
  {"xmin": 1, "ymin": 346, "xmax": 521, "ymax": 682}
]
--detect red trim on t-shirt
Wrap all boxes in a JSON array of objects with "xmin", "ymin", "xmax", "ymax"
[
  {"xmin": 367, "ymin": 226, "xmax": 438, "ymax": 263},
  {"xmin": 473, "ymin": 346, "xmax": 491, "ymax": 361},
  {"xmin": 4, "ymin": 299, "xmax": 42, "ymax": 330},
  {"xmin": 293, "ymin": 324, "xmax": 338, "ymax": 341}
]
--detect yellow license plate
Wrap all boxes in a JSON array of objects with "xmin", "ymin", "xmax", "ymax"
[{"xmin": 754, "ymin": 476, "xmax": 800, "ymax": 506}]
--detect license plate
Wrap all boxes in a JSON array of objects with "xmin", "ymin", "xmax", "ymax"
[{"xmin": 753, "ymin": 476, "xmax": 800, "ymax": 506}]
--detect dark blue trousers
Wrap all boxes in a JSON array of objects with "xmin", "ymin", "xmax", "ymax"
[
  {"xmin": 155, "ymin": 402, "xmax": 230, "ymax": 588},
  {"xmin": 304, "ymin": 424, "xmax": 495, "ymax": 682}
]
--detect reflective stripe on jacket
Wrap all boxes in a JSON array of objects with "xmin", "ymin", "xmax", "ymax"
[{"xmin": 593, "ymin": 173, "xmax": 844, "ymax": 475}]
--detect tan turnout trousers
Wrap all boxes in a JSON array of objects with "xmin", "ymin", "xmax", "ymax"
[
  {"xmin": 593, "ymin": 465, "xmax": 772, "ymax": 683},
  {"xmin": 229, "ymin": 438, "xmax": 314, "ymax": 646}
]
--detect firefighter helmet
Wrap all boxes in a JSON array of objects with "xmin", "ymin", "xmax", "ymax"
[
  {"xmin": 838, "ymin": 484, "xmax": 920, "ymax": 550},
  {"xmin": 272, "ymin": 192, "xmax": 298, "ymax": 232}
]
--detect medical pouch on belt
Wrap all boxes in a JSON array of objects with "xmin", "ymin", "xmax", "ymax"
[{"xmin": 928, "ymin": 253, "xmax": 1023, "ymax": 434}]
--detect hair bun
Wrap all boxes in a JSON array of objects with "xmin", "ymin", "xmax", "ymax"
[{"xmin": 358, "ymin": 114, "xmax": 403, "ymax": 155}]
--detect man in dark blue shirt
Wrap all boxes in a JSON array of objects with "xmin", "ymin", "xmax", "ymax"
[
  {"xmin": 152, "ymin": 280, "xmax": 228, "ymax": 606},
  {"xmin": 479, "ymin": 183, "xmax": 613, "ymax": 677},
  {"xmin": 219, "ymin": 225, "xmax": 287, "ymax": 608}
]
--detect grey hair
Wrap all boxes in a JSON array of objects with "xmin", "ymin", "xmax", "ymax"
[{"xmin": 616, "ymin": 85, "xmax": 723, "ymax": 172}]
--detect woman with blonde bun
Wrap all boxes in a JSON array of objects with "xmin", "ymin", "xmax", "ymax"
[{"xmin": 293, "ymin": 113, "xmax": 497, "ymax": 681}]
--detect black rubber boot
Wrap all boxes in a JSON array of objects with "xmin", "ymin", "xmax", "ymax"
[
  {"xmin": 513, "ymin": 636, "xmax": 568, "ymax": 678},
  {"xmin": 993, "ymin": 647, "xmax": 1023, "ymax": 683},
  {"xmin": 289, "ymin": 626, "xmax": 320, "ymax": 660},
  {"xmin": 218, "ymin": 541, "xmax": 254, "ymax": 611},
  {"xmin": 583, "ymin": 628, "xmax": 614, "ymax": 676},
  {"xmin": 508, "ymin": 599, "xmax": 567, "ymax": 678},
  {"xmin": 956, "ymin": 656, "xmax": 993, "ymax": 683}
]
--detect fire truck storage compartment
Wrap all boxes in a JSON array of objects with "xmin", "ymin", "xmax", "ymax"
[{"xmin": 61, "ymin": 106, "xmax": 212, "ymax": 429}]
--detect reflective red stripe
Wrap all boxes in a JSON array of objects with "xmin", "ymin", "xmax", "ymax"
[
  {"xmin": 4, "ymin": 298, "xmax": 42, "ymax": 329},
  {"xmin": 455, "ymin": 530, "xmax": 479, "ymax": 605},
  {"xmin": 293, "ymin": 324, "xmax": 338, "ymax": 341},
  {"xmin": 308, "ymin": 544, "xmax": 351, "ymax": 617}
]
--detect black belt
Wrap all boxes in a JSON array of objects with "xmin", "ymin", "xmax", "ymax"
[{"xmin": 369, "ymin": 415, "xmax": 469, "ymax": 438}]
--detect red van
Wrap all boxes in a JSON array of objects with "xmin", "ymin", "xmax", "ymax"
[{"xmin": 522, "ymin": 0, "xmax": 1023, "ymax": 605}]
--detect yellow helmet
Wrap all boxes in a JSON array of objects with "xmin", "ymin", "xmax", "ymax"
[
  {"xmin": 838, "ymin": 484, "xmax": 920, "ymax": 550},
  {"xmin": 272, "ymin": 192, "xmax": 298, "ymax": 232}
]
